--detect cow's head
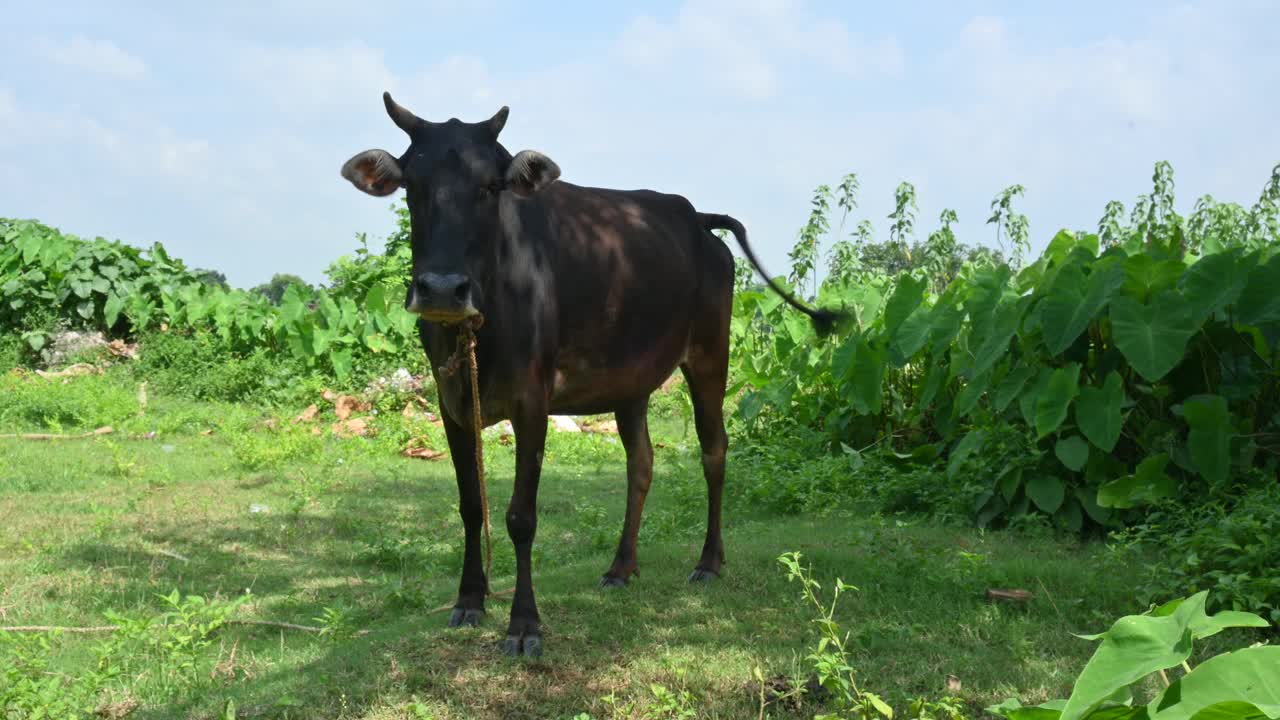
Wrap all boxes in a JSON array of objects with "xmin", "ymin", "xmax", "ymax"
[{"xmin": 340, "ymin": 92, "xmax": 561, "ymax": 324}]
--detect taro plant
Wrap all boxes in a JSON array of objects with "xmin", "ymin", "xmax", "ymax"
[
  {"xmin": 729, "ymin": 161, "xmax": 1280, "ymax": 544},
  {"xmin": 987, "ymin": 590, "xmax": 1277, "ymax": 720},
  {"xmin": 2, "ymin": 210, "xmax": 425, "ymax": 385}
]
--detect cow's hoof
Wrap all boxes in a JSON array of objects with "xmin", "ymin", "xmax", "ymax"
[
  {"xmin": 598, "ymin": 574, "xmax": 628, "ymax": 589},
  {"xmin": 447, "ymin": 607, "xmax": 484, "ymax": 628},
  {"xmin": 688, "ymin": 568, "xmax": 720, "ymax": 583},
  {"xmin": 501, "ymin": 633, "xmax": 543, "ymax": 658}
]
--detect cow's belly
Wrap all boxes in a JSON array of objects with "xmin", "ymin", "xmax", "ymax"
[{"xmin": 547, "ymin": 325, "xmax": 689, "ymax": 415}]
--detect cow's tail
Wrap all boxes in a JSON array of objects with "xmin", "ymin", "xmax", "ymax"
[{"xmin": 699, "ymin": 212, "xmax": 844, "ymax": 337}]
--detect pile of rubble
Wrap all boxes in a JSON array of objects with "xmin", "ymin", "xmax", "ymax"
[
  {"xmin": 283, "ymin": 366, "xmax": 621, "ymax": 462},
  {"xmin": 40, "ymin": 330, "xmax": 138, "ymax": 368}
]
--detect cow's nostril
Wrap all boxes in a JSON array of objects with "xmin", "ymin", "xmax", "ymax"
[{"xmin": 454, "ymin": 280, "xmax": 471, "ymax": 302}]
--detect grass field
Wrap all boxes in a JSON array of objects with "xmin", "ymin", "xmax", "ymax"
[{"xmin": 0, "ymin": 366, "xmax": 1225, "ymax": 719}]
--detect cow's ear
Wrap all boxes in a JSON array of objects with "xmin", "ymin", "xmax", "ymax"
[
  {"xmin": 506, "ymin": 150, "xmax": 560, "ymax": 197},
  {"xmin": 340, "ymin": 149, "xmax": 404, "ymax": 197}
]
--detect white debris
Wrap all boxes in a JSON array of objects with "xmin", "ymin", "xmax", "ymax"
[{"xmin": 549, "ymin": 415, "xmax": 580, "ymax": 432}]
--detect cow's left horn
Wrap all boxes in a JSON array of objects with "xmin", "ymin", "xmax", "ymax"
[
  {"xmin": 383, "ymin": 91, "xmax": 423, "ymax": 134},
  {"xmin": 486, "ymin": 106, "xmax": 509, "ymax": 138}
]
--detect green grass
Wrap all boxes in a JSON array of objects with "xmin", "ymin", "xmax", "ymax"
[{"xmin": 0, "ymin": 369, "xmax": 1240, "ymax": 720}]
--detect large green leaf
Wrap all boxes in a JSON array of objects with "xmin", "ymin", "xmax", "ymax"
[
  {"xmin": 831, "ymin": 331, "xmax": 859, "ymax": 384},
  {"xmin": 1055, "ymin": 495, "xmax": 1085, "ymax": 532},
  {"xmin": 1036, "ymin": 363, "xmax": 1081, "ymax": 438},
  {"xmin": 1076, "ymin": 372, "xmax": 1126, "ymax": 452},
  {"xmin": 972, "ymin": 298, "xmax": 1026, "ymax": 378},
  {"xmin": 104, "ymin": 293, "xmax": 125, "ymax": 327},
  {"xmin": 998, "ymin": 465, "xmax": 1024, "ymax": 502},
  {"xmin": 1027, "ymin": 474, "xmax": 1066, "ymax": 514},
  {"xmin": 1236, "ymin": 252, "xmax": 1280, "ymax": 328},
  {"xmin": 1186, "ymin": 703, "xmax": 1274, "ymax": 720},
  {"xmin": 330, "ymin": 348, "xmax": 353, "ymax": 383},
  {"xmin": 844, "ymin": 284, "xmax": 885, "ymax": 330},
  {"xmin": 1180, "ymin": 249, "xmax": 1251, "ymax": 320},
  {"xmin": 1123, "ymin": 253, "xmax": 1186, "ymax": 300},
  {"xmin": 838, "ymin": 334, "xmax": 886, "ymax": 415},
  {"xmin": 1182, "ymin": 394, "xmax": 1233, "ymax": 486},
  {"xmin": 1040, "ymin": 258, "xmax": 1125, "ymax": 355},
  {"xmin": 991, "ymin": 698, "xmax": 1147, "ymax": 720},
  {"xmin": 883, "ymin": 273, "xmax": 926, "ymax": 337},
  {"xmin": 1147, "ymin": 594, "xmax": 1269, "ymax": 639},
  {"xmin": 947, "ymin": 430, "xmax": 987, "ymax": 479},
  {"xmin": 1109, "ymin": 292, "xmax": 1196, "ymax": 382},
  {"xmin": 996, "ymin": 364, "xmax": 1036, "ymax": 412},
  {"xmin": 1021, "ymin": 368, "xmax": 1054, "ymax": 428},
  {"xmin": 1097, "ymin": 454, "xmax": 1175, "ymax": 509},
  {"xmin": 1059, "ymin": 592, "xmax": 1263, "ymax": 720},
  {"xmin": 1042, "ymin": 229, "xmax": 1079, "ymax": 266},
  {"xmin": 893, "ymin": 304, "xmax": 933, "ymax": 360},
  {"xmin": 1055, "ymin": 435, "xmax": 1090, "ymax": 472},
  {"xmin": 929, "ymin": 302, "xmax": 965, "ymax": 355},
  {"xmin": 919, "ymin": 359, "xmax": 947, "ymax": 408},
  {"xmin": 954, "ymin": 369, "xmax": 992, "ymax": 418},
  {"xmin": 783, "ymin": 311, "xmax": 811, "ymax": 346},
  {"xmin": 1076, "ymin": 487, "xmax": 1112, "ymax": 526},
  {"xmin": 1147, "ymin": 646, "xmax": 1280, "ymax": 720}
]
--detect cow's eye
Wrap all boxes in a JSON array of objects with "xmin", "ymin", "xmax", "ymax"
[{"xmin": 480, "ymin": 180, "xmax": 504, "ymax": 197}]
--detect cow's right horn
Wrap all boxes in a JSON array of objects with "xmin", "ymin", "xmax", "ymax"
[{"xmin": 383, "ymin": 91, "xmax": 423, "ymax": 134}]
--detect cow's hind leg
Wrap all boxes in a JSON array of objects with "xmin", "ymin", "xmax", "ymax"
[
  {"xmin": 441, "ymin": 411, "xmax": 489, "ymax": 627},
  {"xmin": 502, "ymin": 397, "xmax": 549, "ymax": 658},
  {"xmin": 681, "ymin": 352, "xmax": 729, "ymax": 583},
  {"xmin": 600, "ymin": 396, "xmax": 654, "ymax": 588}
]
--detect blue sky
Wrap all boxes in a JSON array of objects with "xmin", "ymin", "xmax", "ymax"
[{"xmin": 3, "ymin": 1, "xmax": 1277, "ymax": 289}]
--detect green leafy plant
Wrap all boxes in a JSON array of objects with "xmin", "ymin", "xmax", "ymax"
[
  {"xmin": 730, "ymin": 161, "xmax": 1280, "ymax": 541},
  {"xmin": 777, "ymin": 551, "xmax": 896, "ymax": 720},
  {"xmin": 987, "ymin": 590, "xmax": 1276, "ymax": 720},
  {"xmin": 1, "ymin": 213, "xmax": 423, "ymax": 387}
]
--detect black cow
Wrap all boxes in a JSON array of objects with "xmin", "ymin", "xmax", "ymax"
[{"xmin": 340, "ymin": 92, "xmax": 838, "ymax": 657}]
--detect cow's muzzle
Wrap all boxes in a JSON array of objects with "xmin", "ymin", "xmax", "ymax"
[{"xmin": 407, "ymin": 272, "xmax": 478, "ymax": 324}]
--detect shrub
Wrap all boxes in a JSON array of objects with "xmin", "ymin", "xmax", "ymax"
[
  {"xmin": 1118, "ymin": 475, "xmax": 1280, "ymax": 623},
  {"xmin": 0, "ymin": 369, "xmax": 140, "ymax": 432}
]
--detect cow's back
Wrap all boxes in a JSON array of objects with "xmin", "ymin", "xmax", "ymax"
[{"xmin": 536, "ymin": 181, "xmax": 723, "ymax": 414}]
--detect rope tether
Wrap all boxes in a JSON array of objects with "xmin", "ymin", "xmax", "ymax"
[{"xmin": 438, "ymin": 314, "xmax": 493, "ymax": 593}]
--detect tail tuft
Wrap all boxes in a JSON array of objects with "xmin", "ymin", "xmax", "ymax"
[{"xmin": 809, "ymin": 308, "xmax": 843, "ymax": 337}]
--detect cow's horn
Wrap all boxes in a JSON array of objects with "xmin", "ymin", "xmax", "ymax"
[
  {"xmin": 383, "ymin": 91, "xmax": 423, "ymax": 134},
  {"xmin": 487, "ymin": 106, "xmax": 509, "ymax": 138}
]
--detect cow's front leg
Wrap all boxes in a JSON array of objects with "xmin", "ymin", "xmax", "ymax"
[
  {"xmin": 502, "ymin": 398, "xmax": 548, "ymax": 658},
  {"xmin": 442, "ymin": 410, "xmax": 488, "ymax": 627}
]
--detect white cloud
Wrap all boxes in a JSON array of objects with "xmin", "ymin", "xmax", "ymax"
[
  {"xmin": 407, "ymin": 56, "xmax": 498, "ymax": 114},
  {"xmin": 0, "ymin": 90, "xmax": 212, "ymax": 183},
  {"xmin": 613, "ymin": 0, "xmax": 901, "ymax": 101},
  {"xmin": 35, "ymin": 35, "xmax": 147, "ymax": 79},
  {"xmin": 238, "ymin": 42, "xmax": 399, "ymax": 111},
  {"xmin": 959, "ymin": 15, "xmax": 1008, "ymax": 54},
  {"xmin": 0, "ymin": 87, "xmax": 14, "ymax": 120},
  {"xmin": 615, "ymin": 16, "xmax": 677, "ymax": 69}
]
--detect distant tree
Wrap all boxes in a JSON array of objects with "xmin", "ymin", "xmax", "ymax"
[
  {"xmin": 251, "ymin": 273, "xmax": 313, "ymax": 305},
  {"xmin": 191, "ymin": 268, "xmax": 229, "ymax": 290},
  {"xmin": 852, "ymin": 239, "xmax": 1005, "ymax": 283}
]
